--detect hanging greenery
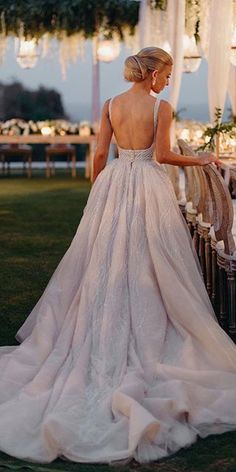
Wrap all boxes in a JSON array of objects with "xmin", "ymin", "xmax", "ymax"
[{"xmin": 0, "ymin": 0, "xmax": 167, "ymax": 40}]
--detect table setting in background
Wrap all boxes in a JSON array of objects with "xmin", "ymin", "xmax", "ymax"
[{"xmin": 0, "ymin": 118, "xmax": 97, "ymax": 178}]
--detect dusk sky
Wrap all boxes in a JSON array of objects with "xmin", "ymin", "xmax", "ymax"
[{"xmin": 0, "ymin": 38, "xmax": 231, "ymax": 123}]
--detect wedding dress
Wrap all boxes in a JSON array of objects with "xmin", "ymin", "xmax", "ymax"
[{"xmin": 1, "ymin": 98, "xmax": 236, "ymax": 464}]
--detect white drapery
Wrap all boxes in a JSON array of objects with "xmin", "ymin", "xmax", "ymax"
[
  {"xmin": 208, "ymin": 0, "xmax": 233, "ymax": 123},
  {"xmin": 167, "ymin": 0, "xmax": 185, "ymax": 119},
  {"xmin": 228, "ymin": 64, "xmax": 236, "ymax": 117},
  {"xmin": 138, "ymin": 0, "xmax": 169, "ymax": 50},
  {"xmin": 166, "ymin": 0, "xmax": 185, "ymax": 199},
  {"xmin": 138, "ymin": 0, "xmax": 148, "ymax": 49}
]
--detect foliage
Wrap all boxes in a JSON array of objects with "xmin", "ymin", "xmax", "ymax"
[
  {"xmin": 0, "ymin": 81, "xmax": 66, "ymax": 121},
  {"xmin": 197, "ymin": 107, "xmax": 236, "ymax": 151},
  {"xmin": 185, "ymin": 0, "xmax": 200, "ymax": 40},
  {"xmin": 228, "ymin": 108, "xmax": 236, "ymax": 124},
  {"xmin": 0, "ymin": 0, "xmax": 167, "ymax": 39},
  {"xmin": 172, "ymin": 107, "xmax": 187, "ymax": 122}
]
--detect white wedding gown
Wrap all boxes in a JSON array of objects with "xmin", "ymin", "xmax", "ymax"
[{"xmin": 1, "ymin": 98, "xmax": 236, "ymax": 464}]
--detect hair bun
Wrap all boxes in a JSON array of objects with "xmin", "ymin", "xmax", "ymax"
[
  {"xmin": 123, "ymin": 47, "xmax": 173, "ymax": 83},
  {"xmin": 124, "ymin": 54, "xmax": 148, "ymax": 83}
]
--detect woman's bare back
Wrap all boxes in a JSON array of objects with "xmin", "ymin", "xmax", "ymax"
[{"xmin": 109, "ymin": 91, "xmax": 157, "ymax": 151}]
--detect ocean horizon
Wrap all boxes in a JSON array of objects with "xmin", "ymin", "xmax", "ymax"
[{"xmin": 66, "ymin": 100, "xmax": 232, "ymax": 124}]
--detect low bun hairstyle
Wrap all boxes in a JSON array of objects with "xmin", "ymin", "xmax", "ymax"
[{"xmin": 124, "ymin": 47, "xmax": 173, "ymax": 83}]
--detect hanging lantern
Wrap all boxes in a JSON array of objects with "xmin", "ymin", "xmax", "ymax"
[
  {"xmin": 230, "ymin": 26, "xmax": 236, "ymax": 66},
  {"xmin": 96, "ymin": 38, "xmax": 120, "ymax": 63},
  {"xmin": 16, "ymin": 38, "xmax": 40, "ymax": 69},
  {"xmin": 183, "ymin": 34, "xmax": 202, "ymax": 73}
]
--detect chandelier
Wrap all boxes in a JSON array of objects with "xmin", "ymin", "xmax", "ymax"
[
  {"xmin": 96, "ymin": 38, "xmax": 120, "ymax": 63},
  {"xmin": 183, "ymin": 35, "xmax": 202, "ymax": 73},
  {"xmin": 16, "ymin": 38, "xmax": 40, "ymax": 69}
]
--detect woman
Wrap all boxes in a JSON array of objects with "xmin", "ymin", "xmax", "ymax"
[{"xmin": 0, "ymin": 47, "xmax": 236, "ymax": 465}]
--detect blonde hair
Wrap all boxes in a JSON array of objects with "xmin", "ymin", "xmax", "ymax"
[{"xmin": 124, "ymin": 47, "xmax": 173, "ymax": 83}]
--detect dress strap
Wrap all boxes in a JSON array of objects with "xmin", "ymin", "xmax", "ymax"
[{"xmin": 108, "ymin": 97, "xmax": 113, "ymax": 123}]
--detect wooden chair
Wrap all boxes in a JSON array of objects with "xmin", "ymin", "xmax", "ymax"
[
  {"xmin": 45, "ymin": 144, "xmax": 77, "ymax": 178},
  {"xmin": 177, "ymin": 140, "xmax": 207, "ymax": 248},
  {"xmin": 0, "ymin": 144, "xmax": 33, "ymax": 178},
  {"xmin": 178, "ymin": 139, "xmax": 218, "ymax": 301},
  {"xmin": 203, "ymin": 164, "xmax": 236, "ymax": 340}
]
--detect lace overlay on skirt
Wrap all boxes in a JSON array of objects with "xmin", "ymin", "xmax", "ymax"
[{"xmin": 0, "ymin": 98, "xmax": 236, "ymax": 464}]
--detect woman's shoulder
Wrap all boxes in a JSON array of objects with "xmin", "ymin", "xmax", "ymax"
[
  {"xmin": 107, "ymin": 92, "xmax": 128, "ymax": 105},
  {"xmin": 159, "ymin": 99, "xmax": 172, "ymax": 111},
  {"xmin": 158, "ymin": 100, "xmax": 173, "ymax": 120}
]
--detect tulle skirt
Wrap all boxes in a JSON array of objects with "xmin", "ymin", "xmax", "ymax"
[{"xmin": 0, "ymin": 157, "xmax": 236, "ymax": 464}]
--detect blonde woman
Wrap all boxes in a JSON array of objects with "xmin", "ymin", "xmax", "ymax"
[{"xmin": 0, "ymin": 47, "xmax": 236, "ymax": 465}]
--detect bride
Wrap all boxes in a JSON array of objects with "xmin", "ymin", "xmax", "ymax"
[{"xmin": 1, "ymin": 47, "xmax": 236, "ymax": 465}]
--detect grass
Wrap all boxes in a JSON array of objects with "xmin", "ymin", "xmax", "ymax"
[{"xmin": 0, "ymin": 176, "xmax": 236, "ymax": 472}]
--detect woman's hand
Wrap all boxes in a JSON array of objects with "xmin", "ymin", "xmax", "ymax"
[{"xmin": 198, "ymin": 152, "xmax": 219, "ymax": 166}]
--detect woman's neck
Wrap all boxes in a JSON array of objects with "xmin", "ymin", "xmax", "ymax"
[{"xmin": 130, "ymin": 80, "xmax": 152, "ymax": 95}]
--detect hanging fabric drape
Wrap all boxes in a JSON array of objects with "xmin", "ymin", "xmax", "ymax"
[
  {"xmin": 228, "ymin": 64, "xmax": 236, "ymax": 117},
  {"xmin": 165, "ymin": 0, "xmax": 185, "ymax": 199},
  {"xmin": 138, "ymin": 0, "xmax": 168, "ymax": 50},
  {"xmin": 208, "ymin": 0, "xmax": 233, "ymax": 122},
  {"xmin": 138, "ymin": 0, "xmax": 148, "ymax": 49},
  {"xmin": 168, "ymin": 0, "xmax": 185, "ymax": 122}
]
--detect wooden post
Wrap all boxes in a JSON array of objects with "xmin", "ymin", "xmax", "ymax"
[
  {"xmin": 227, "ymin": 266, "xmax": 236, "ymax": 341},
  {"xmin": 218, "ymin": 266, "xmax": 228, "ymax": 330},
  {"xmin": 71, "ymin": 151, "xmax": 76, "ymax": 178},
  {"xmin": 211, "ymin": 247, "xmax": 217, "ymax": 308},
  {"xmin": 46, "ymin": 152, "xmax": 51, "ymax": 178},
  {"xmin": 27, "ymin": 152, "xmax": 32, "ymax": 178},
  {"xmin": 215, "ymin": 133, "xmax": 220, "ymax": 160},
  {"xmin": 205, "ymin": 236, "xmax": 212, "ymax": 297}
]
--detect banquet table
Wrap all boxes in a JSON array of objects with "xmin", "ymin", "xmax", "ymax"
[{"xmin": 0, "ymin": 135, "xmax": 97, "ymax": 178}]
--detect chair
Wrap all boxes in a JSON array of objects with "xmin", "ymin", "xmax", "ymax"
[
  {"xmin": 202, "ymin": 164, "xmax": 236, "ymax": 339},
  {"xmin": 178, "ymin": 140, "xmax": 236, "ymax": 340},
  {"xmin": 178, "ymin": 140, "xmax": 209, "ymax": 255},
  {"xmin": 45, "ymin": 144, "xmax": 77, "ymax": 178},
  {"xmin": 0, "ymin": 144, "xmax": 33, "ymax": 178}
]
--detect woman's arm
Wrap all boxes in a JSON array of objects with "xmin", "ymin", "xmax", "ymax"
[
  {"xmin": 155, "ymin": 101, "xmax": 217, "ymax": 167},
  {"xmin": 92, "ymin": 100, "xmax": 113, "ymax": 183}
]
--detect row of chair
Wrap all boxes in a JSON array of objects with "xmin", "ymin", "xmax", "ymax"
[
  {"xmin": 177, "ymin": 139, "xmax": 236, "ymax": 342},
  {"xmin": 0, "ymin": 144, "xmax": 77, "ymax": 178}
]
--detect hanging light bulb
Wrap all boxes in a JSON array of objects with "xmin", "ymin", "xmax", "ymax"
[
  {"xmin": 183, "ymin": 34, "xmax": 202, "ymax": 73},
  {"xmin": 162, "ymin": 40, "xmax": 172, "ymax": 55},
  {"xmin": 230, "ymin": 26, "xmax": 236, "ymax": 66},
  {"xmin": 97, "ymin": 38, "xmax": 120, "ymax": 63},
  {"xmin": 16, "ymin": 38, "xmax": 39, "ymax": 69}
]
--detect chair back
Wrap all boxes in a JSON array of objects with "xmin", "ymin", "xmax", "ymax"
[
  {"xmin": 178, "ymin": 139, "xmax": 211, "ymax": 219},
  {"xmin": 203, "ymin": 164, "xmax": 236, "ymax": 255}
]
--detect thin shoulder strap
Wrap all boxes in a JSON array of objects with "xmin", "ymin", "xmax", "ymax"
[
  {"xmin": 154, "ymin": 99, "xmax": 161, "ymax": 131},
  {"xmin": 108, "ymin": 97, "xmax": 113, "ymax": 122}
]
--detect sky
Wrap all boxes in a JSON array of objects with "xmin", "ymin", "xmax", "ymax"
[{"xmin": 0, "ymin": 38, "xmax": 231, "ymax": 123}]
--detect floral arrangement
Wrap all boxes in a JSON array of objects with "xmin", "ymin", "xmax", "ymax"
[
  {"xmin": 197, "ymin": 108, "xmax": 236, "ymax": 152},
  {"xmin": 0, "ymin": 119, "xmax": 94, "ymax": 136}
]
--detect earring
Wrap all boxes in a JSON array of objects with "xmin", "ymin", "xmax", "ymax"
[{"xmin": 152, "ymin": 77, "xmax": 156, "ymax": 86}]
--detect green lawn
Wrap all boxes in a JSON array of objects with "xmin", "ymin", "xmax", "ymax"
[{"xmin": 0, "ymin": 176, "xmax": 236, "ymax": 472}]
